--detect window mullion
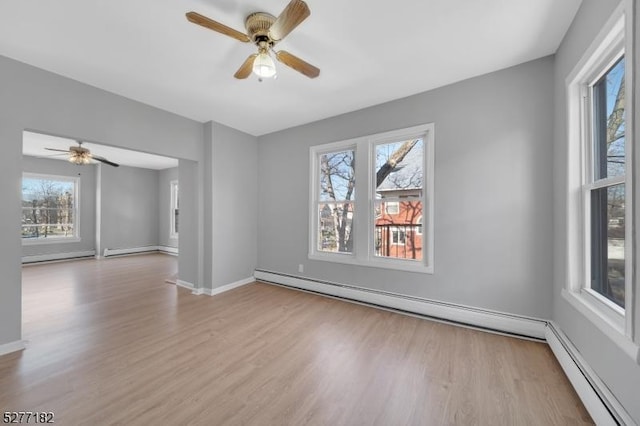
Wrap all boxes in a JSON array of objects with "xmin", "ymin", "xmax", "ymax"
[{"xmin": 353, "ymin": 139, "xmax": 369, "ymax": 261}]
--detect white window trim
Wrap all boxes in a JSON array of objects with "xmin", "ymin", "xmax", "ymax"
[
  {"xmin": 22, "ymin": 172, "xmax": 81, "ymax": 245},
  {"xmin": 565, "ymin": 1, "xmax": 638, "ymax": 362},
  {"xmin": 170, "ymin": 180, "xmax": 179, "ymax": 240},
  {"xmin": 309, "ymin": 123, "xmax": 434, "ymax": 274}
]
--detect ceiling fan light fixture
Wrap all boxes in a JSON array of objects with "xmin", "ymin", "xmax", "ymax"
[
  {"xmin": 252, "ymin": 50, "xmax": 276, "ymax": 78},
  {"xmin": 68, "ymin": 151, "xmax": 91, "ymax": 165},
  {"xmin": 68, "ymin": 145, "xmax": 92, "ymax": 165}
]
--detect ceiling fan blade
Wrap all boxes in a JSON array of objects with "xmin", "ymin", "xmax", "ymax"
[
  {"xmin": 44, "ymin": 148, "xmax": 70, "ymax": 153},
  {"xmin": 268, "ymin": 0, "xmax": 310, "ymax": 41},
  {"xmin": 276, "ymin": 50, "xmax": 320, "ymax": 78},
  {"xmin": 185, "ymin": 11, "xmax": 250, "ymax": 43},
  {"xmin": 91, "ymin": 155, "xmax": 120, "ymax": 167},
  {"xmin": 234, "ymin": 54, "xmax": 258, "ymax": 79}
]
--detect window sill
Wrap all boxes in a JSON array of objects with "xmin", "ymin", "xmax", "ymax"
[
  {"xmin": 308, "ymin": 252, "xmax": 433, "ymax": 274},
  {"xmin": 22, "ymin": 237, "xmax": 81, "ymax": 246},
  {"xmin": 561, "ymin": 289, "xmax": 639, "ymax": 364}
]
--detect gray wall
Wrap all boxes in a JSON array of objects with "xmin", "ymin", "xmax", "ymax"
[
  {"xmin": 99, "ymin": 164, "xmax": 160, "ymax": 252},
  {"xmin": 257, "ymin": 56, "xmax": 555, "ymax": 318},
  {"xmin": 178, "ymin": 159, "xmax": 200, "ymax": 287},
  {"xmin": 212, "ymin": 122, "xmax": 258, "ymax": 288},
  {"xmin": 21, "ymin": 156, "xmax": 97, "ymax": 257},
  {"xmin": 158, "ymin": 167, "xmax": 178, "ymax": 248},
  {"xmin": 0, "ymin": 54, "xmax": 203, "ymax": 347},
  {"xmin": 552, "ymin": 0, "xmax": 640, "ymax": 422},
  {"xmin": 204, "ymin": 121, "xmax": 258, "ymax": 290}
]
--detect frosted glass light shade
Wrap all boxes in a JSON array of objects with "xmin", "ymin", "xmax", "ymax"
[{"xmin": 252, "ymin": 52, "xmax": 276, "ymax": 78}]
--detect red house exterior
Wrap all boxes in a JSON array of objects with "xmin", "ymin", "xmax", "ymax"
[{"xmin": 375, "ymin": 199, "xmax": 422, "ymax": 260}]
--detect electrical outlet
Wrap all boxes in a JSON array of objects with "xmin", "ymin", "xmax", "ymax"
[{"xmin": 298, "ymin": 264, "xmax": 304, "ymax": 273}]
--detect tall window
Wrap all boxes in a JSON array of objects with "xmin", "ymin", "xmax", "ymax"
[
  {"xmin": 310, "ymin": 123, "xmax": 434, "ymax": 273},
  {"xmin": 170, "ymin": 180, "xmax": 179, "ymax": 239},
  {"xmin": 588, "ymin": 56, "xmax": 626, "ymax": 308},
  {"xmin": 565, "ymin": 5, "xmax": 633, "ymax": 341},
  {"xmin": 316, "ymin": 148, "xmax": 355, "ymax": 254},
  {"xmin": 374, "ymin": 139, "xmax": 424, "ymax": 261},
  {"xmin": 22, "ymin": 173, "xmax": 79, "ymax": 242}
]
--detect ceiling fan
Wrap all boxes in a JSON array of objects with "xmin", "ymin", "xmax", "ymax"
[
  {"xmin": 46, "ymin": 142, "xmax": 120, "ymax": 167},
  {"xmin": 186, "ymin": 0, "xmax": 320, "ymax": 80}
]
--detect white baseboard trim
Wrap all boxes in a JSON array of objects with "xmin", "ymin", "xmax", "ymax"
[
  {"xmin": 158, "ymin": 245, "xmax": 179, "ymax": 256},
  {"xmin": 546, "ymin": 322, "xmax": 633, "ymax": 426},
  {"xmin": 254, "ymin": 270, "xmax": 547, "ymax": 340},
  {"xmin": 176, "ymin": 279, "xmax": 195, "ymax": 291},
  {"xmin": 187, "ymin": 277, "xmax": 254, "ymax": 296},
  {"xmin": 0, "ymin": 340, "xmax": 27, "ymax": 356},
  {"xmin": 22, "ymin": 250, "xmax": 96, "ymax": 264},
  {"xmin": 202, "ymin": 277, "xmax": 255, "ymax": 296}
]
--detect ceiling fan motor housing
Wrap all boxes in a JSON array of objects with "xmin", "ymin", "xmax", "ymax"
[
  {"xmin": 70, "ymin": 145, "xmax": 90, "ymax": 155},
  {"xmin": 245, "ymin": 12, "xmax": 276, "ymax": 45}
]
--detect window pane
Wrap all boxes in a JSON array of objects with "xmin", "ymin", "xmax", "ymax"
[
  {"xmin": 319, "ymin": 150, "xmax": 355, "ymax": 201},
  {"xmin": 22, "ymin": 224, "xmax": 75, "ymax": 239},
  {"xmin": 318, "ymin": 202, "xmax": 354, "ymax": 253},
  {"xmin": 374, "ymin": 200, "xmax": 423, "ymax": 260},
  {"xmin": 590, "ymin": 184, "xmax": 625, "ymax": 308},
  {"xmin": 592, "ymin": 57, "xmax": 625, "ymax": 180},
  {"xmin": 21, "ymin": 176, "xmax": 76, "ymax": 240},
  {"xmin": 375, "ymin": 139, "xmax": 423, "ymax": 199}
]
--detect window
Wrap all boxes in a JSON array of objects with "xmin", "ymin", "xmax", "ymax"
[
  {"xmin": 565, "ymin": 3, "xmax": 634, "ymax": 347},
  {"xmin": 375, "ymin": 139, "xmax": 424, "ymax": 261},
  {"xmin": 385, "ymin": 201, "xmax": 399, "ymax": 215},
  {"xmin": 310, "ymin": 123, "xmax": 434, "ymax": 273},
  {"xmin": 22, "ymin": 173, "xmax": 79, "ymax": 243},
  {"xmin": 391, "ymin": 228, "xmax": 406, "ymax": 245},
  {"xmin": 170, "ymin": 180, "xmax": 179, "ymax": 239},
  {"xmin": 588, "ymin": 57, "xmax": 626, "ymax": 309}
]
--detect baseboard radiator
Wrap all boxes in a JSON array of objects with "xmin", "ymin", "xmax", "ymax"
[
  {"xmin": 22, "ymin": 250, "xmax": 96, "ymax": 264},
  {"xmin": 254, "ymin": 269, "xmax": 635, "ymax": 425}
]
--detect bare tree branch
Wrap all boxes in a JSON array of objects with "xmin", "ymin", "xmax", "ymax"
[
  {"xmin": 376, "ymin": 139, "xmax": 419, "ymax": 188},
  {"xmin": 607, "ymin": 78, "xmax": 625, "ymax": 146}
]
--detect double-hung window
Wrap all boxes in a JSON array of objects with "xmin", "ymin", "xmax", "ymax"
[
  {"xmin": 587, "ymin": 56, "xmax": 626, "ymax": 310},
  {"xmin": 565, "ymin": 4, "xmax": 635, "ymax": 353},
  {"xmin": 22, "ymin": 173, "xmax": 80, "ymax": 243},
  {"xmin": 310, "ymin": 123, "xmax": 434, "ymax": 273}
]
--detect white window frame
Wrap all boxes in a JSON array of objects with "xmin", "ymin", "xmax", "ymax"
[
  {"xmin": 21, "ymin": 172, "xmax": 81, "ymax": 245},
  {"xmin": 564, "ymin": 2, "xmax": 638, "ymax": 361},
  {"xmin": 170, "ymin": 180, "xmax": 179, "ymax": 240},
  {"xmin": 309, "ymin": 123, "xmax": 435, "ymax": 274}
]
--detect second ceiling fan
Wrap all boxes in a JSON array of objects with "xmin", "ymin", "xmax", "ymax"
[{"xmin": 186, "ymin": 0, "xmax": 320, "ymax": 80}]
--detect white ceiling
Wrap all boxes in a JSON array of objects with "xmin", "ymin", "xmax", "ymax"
[
  {"xmin": 23, "ymin": 131, "xmax": 179, "ymax": 170},
  {"xmin": 0, "ymin": 0, "xmax": 581, "ymax": 136}
]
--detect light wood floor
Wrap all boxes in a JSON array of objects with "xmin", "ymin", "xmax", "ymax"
[{"xmin": 1, "ymin": 254, "xmax": 591, "ymax": 425}]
